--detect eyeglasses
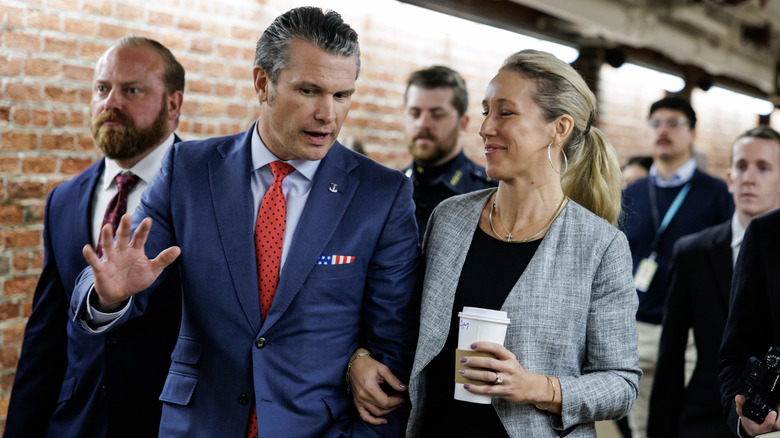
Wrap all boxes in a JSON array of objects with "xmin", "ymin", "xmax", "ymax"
[{"xmin": 647, "ymin": 116, "xmax": 690, "ymax": 130}]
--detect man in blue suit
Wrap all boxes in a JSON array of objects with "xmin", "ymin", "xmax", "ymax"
[
  {"xmin": 71, "ymin": 7, "xmax": 420, "ymax": 437},
  {"xmin": 5, "ymin": 37, "xmax": 184, "ymax": 437}
]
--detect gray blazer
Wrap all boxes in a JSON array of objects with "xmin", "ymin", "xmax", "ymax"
[{"xmin": 406, "ymin": 189, "xmax": 640, "ymax": 437}]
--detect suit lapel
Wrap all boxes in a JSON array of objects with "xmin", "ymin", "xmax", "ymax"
[
  {"xmin": 707, "ymin": 221, "xmax": 734, "ymax": 309},
  {"xmin": 260, "ymin": 144, "xmax": 357, "ymax": 332},
  {"xmin": 209, "ymin": 128, "xmax": 261, "ymax": 332},
  {"xmin": 78, "ymin": 161, "xmax": 105, "ymax": 247}
]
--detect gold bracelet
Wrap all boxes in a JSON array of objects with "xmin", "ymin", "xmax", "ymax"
[
  {"xmin": 534, "ymin": 375, "xmax": 556, "ymax": 410},
  {"xmin": 345, "ymin": 351, "xmax": 371, "ymax": 393}
]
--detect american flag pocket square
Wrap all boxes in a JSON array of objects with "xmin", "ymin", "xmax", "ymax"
[{"xmin": 317, "ymin": 255, "xmax": 355, "ymax": 265}]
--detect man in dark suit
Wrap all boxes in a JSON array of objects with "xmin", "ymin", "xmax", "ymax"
[
  {"xmin": 4, "ymin": 37, "xmax": 184, "ymax": 438},
  {"xmin": 720, "ymin": 206, "xmax": 780, "ymax": 438},
  {"xmin": 648, "ymin": 126, "xmax": 780, "ymax": 437},
  {"xmin": 71, "ymin": 7, "xmax": 420, "ymax": 437}
]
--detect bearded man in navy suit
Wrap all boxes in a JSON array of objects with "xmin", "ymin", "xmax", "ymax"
[
  {"xmin": 71, "ymin": 7, "xmax": 420, "ymax": 438},
  {"xmin": 5, "ymin": 37, "xmax": 184, "ymax": 438}
]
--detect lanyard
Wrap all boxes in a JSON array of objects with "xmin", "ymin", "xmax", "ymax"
[{"xmin": 648, "ymin": 181, "xmax": 692, "ymax": 253}]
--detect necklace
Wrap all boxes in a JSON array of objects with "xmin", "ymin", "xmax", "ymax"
[{"xmin": 489, "ymin": 194, "xmax": 567, "ymax": 243}]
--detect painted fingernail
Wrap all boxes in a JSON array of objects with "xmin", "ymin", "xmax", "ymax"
[
  {"xmin": 460, "ymin": 357, "xmax": 467, "ymax": 363},
  {"xmin": 458, "ymin": 369, "xmax": 465, "ymax": 375},
  {"xmin": 471, "ymin": 343, "xmax": 478, "ymax": 349},
  {"xmin": 464, "ymin": 384, "xmax": 471, "ymax": 389},
  {"xmin": 399, "ymin": 383, "xmax": 406, "ymax": 388}
]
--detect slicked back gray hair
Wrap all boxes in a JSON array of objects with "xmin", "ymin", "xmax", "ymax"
[{"xmin": 254, "ymin": 6, "xmax": 360, "ymax": 84}]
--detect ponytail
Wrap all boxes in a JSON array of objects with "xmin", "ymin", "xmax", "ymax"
[{"xmin": 561, "ymin": 126, "xmax": 622, "ymax": 226}]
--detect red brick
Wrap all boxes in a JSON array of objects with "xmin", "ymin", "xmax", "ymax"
[
  {"xmin": 71, "ymin": 111, "xmax": 87, "ymax": 129},
  {"xmin": 6, "ymin": 83, "xmax": 41, "ymax": 103},
  {"xmin": 33, "ymin": 110, "xmax": 49, "ymax": 127},
  {"xmin": 228, "ymin": 104, "xmax": 249, "ymax": 118},
  {"xmin": 4, "ymin": 32, "xmax": 40, "ymax": 52},
  {"xmin": 2, "ymin": 324, "xmax": 25, "ymax": 349},
  {"xmin": 12, "ymin": 253, "xmax": 28, "ymax": 271},
  {"xmin": 178, "ymin": 16, "xmax": 201, "ymax": 31},
  {"xmin": 25, "ymin": 59, "xmax": 60, "ymax": 78},
  {"xmin": 148, "ymin": 11, "xmax": 174, "ymax": 26},
  {"xmin": 41, "ymin": 134, "xmax": 74, "ymax": 151},
  {"xmin": 65, "ymin": 18, "xmax": 96, "ymax": 37},
  {"xmin": 98, "ymin": 23, "xmax": 132, "ymax": 40},
  {"xmin": 0, "ymin": 106, "xmax": 10, "ymax": 123},
  {"xmin": 44, "ymin": 85, "xmax": 78, "ymax": 104},
  {"xmin": 22, "ymin": 156, "xmax": 57, "ymax": 174},
  {"xmin": 63, "ymin": 64, "xmax": 93, "ymax": 82},
  {"xmin": 27, "ymin": 9, "xmax": 60, "ymax": 31},
  {"xmin": 77, "ymin": 133, "xmax": 96, "ymax": 151},
  {"xmin": 0, "ymin": 205, "xmax": 24, "ymax": 225},
  {"xmin": 0, "ymin": 157, "xmax": 20, "ymax": 174},
  {"xmin": 52, "ymin": 110, "xmax": 68, "ymax": 127},
  {"xmin": 60, "ymin": 157, "xmax": 93, "ymax": 175},
  {"xmin": 0, "ymin": 347, "xmax": 20, "ymax": 368},
  {"xmin": 12, "ymin": 108, "xmax": 31, "ymax": 125},
  {"xmin": 1, "ymin": 132, "xmax": 37, "ymax": 151},
  {"xmin": 0, "ymin": 396, "xmax": 9, "ymax": 423},
  {"xmin": 116, "ymin": 3, "xmax": 143, "ymax": 21},
  {"xmin": 22, "ymin": 297, "xmax": 33, "ymax": 317},
  {"xmin": 191, "ymin": 38, "xmax": 213, "ymax": 54},
  {"xmin": 27, "ymin": 202, "xmax": 46, "ymax": 224},
  {"xmin": 6, "ymin": 181, "xmax": 44, "ymax": 200},
  {"xmin": 230, "ymin": 65, "xmax": 249, "ymax": 80},
  {"xmin": 44, "ymin": 180, "xmax": 66, "ymax": 195},
  {"xmin": 80, "ymin": 42, "xmax": 108, "ymax": 60},
  {"xmin": 31, "ymin": 251, "xmax": 44, "ymax": 270},
  {"xmin": 0, "ymin": 56, "xmax": 22, "ymax": 76},
  {"xmin": 44, "ymin": 37, "xmax": 78, "ymax": 57},
  {"xmin": 232, "ymin": 26, "xmax": 257, "ymax": 41},
  {"xmin": 82, "ymin": 0, "xmax": 111, "ymax": 15},
  {"xmin": 4, "ymin": 230, "xmax": 40, "ymax": 249},
  {"xmin": 187, "ymin": 79, "xmax": 212, "ymax": 94},
  {"xmin": 216, "ymin": 84, "xmax": 235, "ymax": 98},
  {"xmin": 3, "ymin": 6, "xmax": 24, "ymax": 26},
  {"xmin": 203, "ymin": 62, "xmax": 226, "ymax": 77},
  {"xmin": 1, "ymin": 372, "xmax": 16, "ymax": 392}
]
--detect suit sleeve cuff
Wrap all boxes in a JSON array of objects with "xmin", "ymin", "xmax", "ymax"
[{"xmin": 79, "ymin": 286, "xmax": 132, "ymax": 333}]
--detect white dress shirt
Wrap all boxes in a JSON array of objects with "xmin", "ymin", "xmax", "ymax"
[
  {"xmin": 649, "ymin": 157, "xmax": 697, "ymax": 188},
  {"xmin": 730, "ymin": 211, "xmax": 747, "ymax": 267}
]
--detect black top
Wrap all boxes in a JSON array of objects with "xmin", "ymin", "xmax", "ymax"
[{"xmin": 421, "ymin": 226, "xmax": 541, "ymax": 436}]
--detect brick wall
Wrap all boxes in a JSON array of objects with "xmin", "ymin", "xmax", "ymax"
[{"xmin": 1, "ymin": 0, "xmax": 777, "ymax": 431}]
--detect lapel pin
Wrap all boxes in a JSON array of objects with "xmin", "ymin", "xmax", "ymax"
[{"xmin": 328, "ymin": 183, "xmax": 339, "ymax": 193}]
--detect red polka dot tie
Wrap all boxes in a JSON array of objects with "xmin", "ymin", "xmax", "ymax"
[
  {"xmin": 246, "ymin": 161, "xmax": 294, "ymax": 438},
  {"xmin": 96, "ymin": 173, "xmax": 140, "ymax": 258}
]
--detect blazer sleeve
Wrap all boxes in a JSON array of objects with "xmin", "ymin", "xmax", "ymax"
[
  {"xmin": 719, "ymin": 218, "xmax": 774, "ymax": 435},
  {"xmin": 351, "ymin": 175, "xmax": 422, "ymax": 437},
  {"xmin": 556, "ymin": 231, "xmax": 641, "ymax": 430},
  {"xmin": 648, "ymin": 240, "xmax": 695, "ymax": 437},
  {"xmin": 5, "ymin": 189, "xmax": 69, "ymax": 438}
]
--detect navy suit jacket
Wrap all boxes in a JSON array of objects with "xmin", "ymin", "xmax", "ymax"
[
  {"xmin": 5, "ymin": 141, "xmax": 182, "ymax": 438},
  {"xmin": 72, "ymin": 126, "xmax": 421, "ymax": 437},
  {"xmin": 720, "ymin": 209, "xmax": 780, "ymax": 436},
  {"xmin": 648, "ymin": 220, "xmax": 733, "ymax": 437}
]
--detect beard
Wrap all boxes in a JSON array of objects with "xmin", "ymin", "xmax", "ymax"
[
  {"xmin": 406, "ymin": 125, "xmax": 460, "ymax": 167},
  {"xmin": 90, "ymin": 96, "xmax": 170, "ymax": 161}
]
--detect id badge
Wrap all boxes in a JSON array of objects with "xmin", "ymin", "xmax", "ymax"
[{"xmin": 634, "ymin": 253, "xmax": 658, "ymax": 293}]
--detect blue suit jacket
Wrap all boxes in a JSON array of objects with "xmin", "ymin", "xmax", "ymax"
[
  {"xmin": 5, "ymin": 141, "xmax": 182, "ymax": 438},
  {"xmin": 72, "ymin": 126, "xmax": 421, "ymax": 437}
]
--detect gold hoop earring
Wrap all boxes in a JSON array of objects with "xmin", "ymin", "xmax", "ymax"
[{"xmin": 547, "ymin": 142, "xmax": 569, "ymax": 175}]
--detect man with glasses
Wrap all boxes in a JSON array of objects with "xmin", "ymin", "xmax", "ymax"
[{"xmin": 621, "ymin": 96, "xmax": 733, "ymax": 438}]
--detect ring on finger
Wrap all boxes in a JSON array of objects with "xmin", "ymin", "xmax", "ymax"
[{"xmin": 493, "ymin": 371, "xmax": 503, "ymax": 385}]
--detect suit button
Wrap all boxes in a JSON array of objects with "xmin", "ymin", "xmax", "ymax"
[
  {"xmin": 238, "ymin": 393, "xmax": 250, "ymax": 406},
  {"xmin": 254, "ymin": 338, "xmax": 266, "ymax": 349}
]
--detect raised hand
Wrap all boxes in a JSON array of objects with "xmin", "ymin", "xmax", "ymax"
[{"xmin": 82, "ymin": 214, "xmax": 180, "ymax": 312}]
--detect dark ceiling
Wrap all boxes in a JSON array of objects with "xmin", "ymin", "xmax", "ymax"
[{"xmin": 399, "ymin": 0, "xmax": 780, "ymax": 103}]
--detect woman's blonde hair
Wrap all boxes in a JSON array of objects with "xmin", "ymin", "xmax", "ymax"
[{"xmin": 500, "ymin": 50, "xmax": 622, "ymax": 226}]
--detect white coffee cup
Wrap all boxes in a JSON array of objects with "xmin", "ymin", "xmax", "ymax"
[{"xmin": 454, "ymin": 306, "xmax": 511, "ymax": 404}]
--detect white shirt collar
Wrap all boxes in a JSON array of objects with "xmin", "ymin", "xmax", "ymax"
[
  {"xmin": 250, "ymin": 121, "xmax": 320, "ymax": 181},
  {"xmin": 101, "ymin": 133, "xmax": 175, "ymax": 189},
  {"xmin": 649, "ymin": 157, "xmax": 697, "ymax": 188},
  {"xmin": 731, "ymin": 211, "xmax": 747, "ymax": 251}
]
